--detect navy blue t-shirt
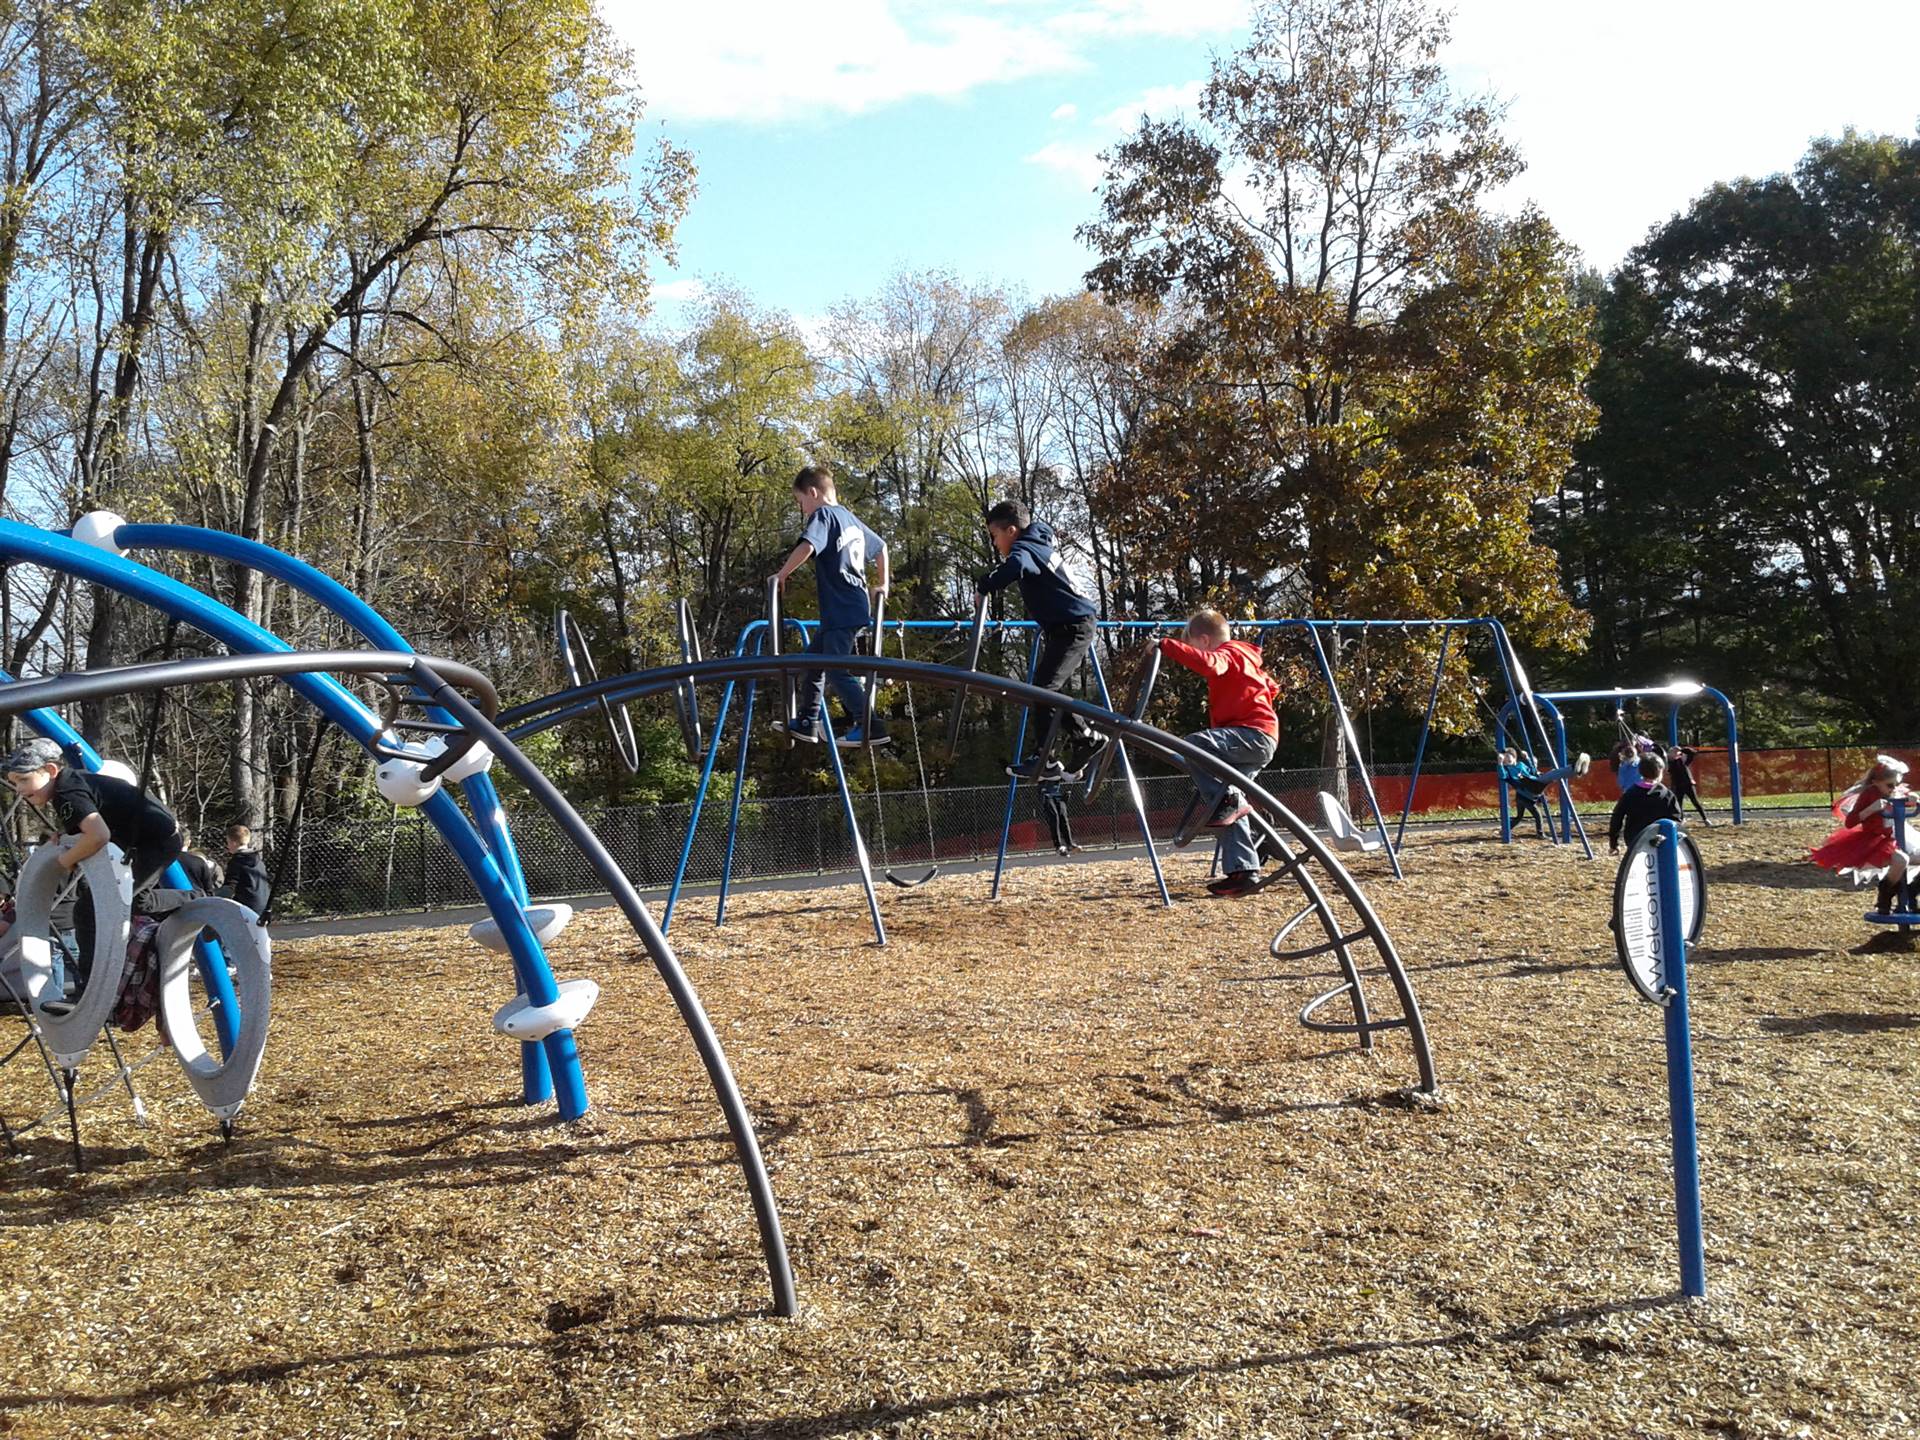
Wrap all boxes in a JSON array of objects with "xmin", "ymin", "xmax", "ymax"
[
  {"xmin": 801, "ymin": 504, "xmax": 885, "ymax": 629},
  {"xmin": 975, "ymin": 519, "xmax": 1097, "ymax": 627}
]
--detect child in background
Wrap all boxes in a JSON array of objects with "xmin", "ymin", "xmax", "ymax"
[
  {"xmin": 177, "ymin": 828, "xmax": 220, "ymax": 895},
  {"xmin": 770, "ymin": 464, "xmax": 891, "ymax": 749},
  {"xmin": 1497, "ymin": 750, "xmax": 1547, "ymax": 838},
  {"xmin": 223, "ymin": 824, "xmax": 271, "ymax": 919},
  {"xmin": 1609, "ymin": 749, "xmax": 1683, "ymax": 853},
  {"xmin": 1666, "ymin": 744, "xmax": 1712, "ymax": 825},
  {"xmin": 1157, "ymin": 610, "xmax": 1280, "ymax": 899},
  {"xmin": 1811, "ymin": 755, "xmax": 1916, "ymax": 915}
]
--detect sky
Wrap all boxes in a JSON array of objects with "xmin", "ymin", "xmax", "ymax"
[{"xmin": 606, "ymin": 1, "xmax": 1920, "ymax": 331}]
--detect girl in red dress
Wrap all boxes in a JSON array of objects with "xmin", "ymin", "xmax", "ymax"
[{"xmin": 1810, "ymin": 755, "xmax": 1916, "ymax": 914}]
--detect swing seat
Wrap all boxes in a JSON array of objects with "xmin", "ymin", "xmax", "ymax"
[
  {"xmin": 1863, "ymin": 910, "xmax": 1920, "ymax": 929},
  {"xmin": 1318, "ymin": 792, "xmax": 1381, "ymax": 854},
  {"xmin": 884, "ymin": 867, "xmax": 940, "ymax": 889}
]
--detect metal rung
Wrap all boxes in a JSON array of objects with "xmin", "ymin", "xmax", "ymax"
[
  {"xmin": 1270, "ymin": 928, "xmax": 1371, "ymax": 963},
  {"xmin": 1270, "ymin": 903, "xmax": 1316, "ymax": 946},
  {"xmin": 1300, "ymin": 982, "xmax": 1412, "ymax": 1037}
]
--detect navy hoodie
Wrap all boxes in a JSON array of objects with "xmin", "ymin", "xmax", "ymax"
[{"xmin": 975, "ymin": 520, "xmax": 1097, "ymax": 627}]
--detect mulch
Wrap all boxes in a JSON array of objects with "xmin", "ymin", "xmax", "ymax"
[{"xmin": 1, "ymin": 816, "xmax": 1915, "ymax": 1438}]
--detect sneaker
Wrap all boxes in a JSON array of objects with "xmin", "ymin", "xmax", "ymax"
[
  {"xmin": 1574, "ymin": 751, "xmax": 1592, "ymax": 776},
  {"xmin": 1205, "ymin": 788, "xmax": 1253, "ymax": 829},
  {"xmin": 1208, "ymin": 870, "xmax": 1262, "ymax": 898},
  {"xmin": 771, "ymin": 718, "xmax": 823, "ymax": 744},
  {"xmin": 835, "ymin": 725, "xmax": 891, "ymax": 749},
  {"xmin": 1006, "ymin": 756, "xmax": 1068, "ymax": 781}
]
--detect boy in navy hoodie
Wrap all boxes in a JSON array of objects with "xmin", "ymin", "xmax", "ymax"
[
  {"xmin": 977, "ymin": 500, "xmax": 1102, "ymax": 784},
  {"xmin": 977, "ymin": 500, "xmax": 1104, "ymax": 853},
  {"xmin": 771, "ymin": 464, "xmax": 891, "ymax": 748}
]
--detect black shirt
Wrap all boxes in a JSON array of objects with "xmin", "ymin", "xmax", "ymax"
[
  {"xmin": 179, "ymin": 851, "xmax": 219, "ymax": 894},
  {"xmin": 1610, "ymin": 783, "xmax": 1683, "ymax": 850},
  {"xmin": 49, "ymin": 768, "xmax": 178, "ymax": 846},
  {"xmin": 224, "ymin": 850, "xmax": 271, "ymax": 918}
]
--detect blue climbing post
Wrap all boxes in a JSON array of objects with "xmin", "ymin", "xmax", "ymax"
[
  {"xmin": 989, "ymin": 636, "xmax": 1044, "ymax": 900},
  {"xmin": 1656, "ymin": 819, "xmax": 1708, "ymax": 1299}
]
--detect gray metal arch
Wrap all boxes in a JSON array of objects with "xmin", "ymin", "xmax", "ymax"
[{"xmin": 502, "ymin": 652, "xmax": 1438, "ymax": 1095}]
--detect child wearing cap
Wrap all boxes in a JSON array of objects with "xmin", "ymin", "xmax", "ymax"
[{"xmin": 2, "ymin": 737, "xmax": 185, "ymax": 974}]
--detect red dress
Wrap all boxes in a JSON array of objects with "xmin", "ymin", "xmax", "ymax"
[{"xmin": 1810, "ymin": 790, "xmax": 1914, "ymax": 883}]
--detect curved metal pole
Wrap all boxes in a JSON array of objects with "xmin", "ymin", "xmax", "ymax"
[
  {"xmin": 0, "ymin": 522, "xmax": 589, "ymax": 1119},
  {"xmin": 501, "ymin": 651, "xmax": 1437, "ymax": 1094},
  {"xmin": 415, "ymin": 665, "xmax": 798, "ymax": 1318},
  {"xmin": 1086, "ymin": 645, "xmax": 1170, "ymax": 907}
]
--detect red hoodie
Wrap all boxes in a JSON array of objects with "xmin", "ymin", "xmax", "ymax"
[{"xmin": 1159, "ymin": 637, "xmax": 1279, "ymax": 736}]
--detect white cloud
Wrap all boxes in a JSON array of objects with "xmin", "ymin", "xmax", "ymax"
[
  {"xmin": 1050, "ymin": 101, "xmax": 1079, "ymax": 121},
  {"xmin": 1098, "ymin": 79, "xmax": 1204, "ymax": 130},
  {"xmin": 610, "ymin": 2, "xmax": 1241, "ymax": 125},
  {"xmin": 1025, "ymin": 138, "xmax": 1109, "ymax": 189},
  {"xmin": 652, "ymin": 276, "xmax": 710, "ymax": 306},
  {"xmin": 1026, "ymin": 76, "xmax": 1207, "ymax": 191},
  {"xmin": 1443, "ymin": 0, "xmax": 1920, "ymax": 268}
]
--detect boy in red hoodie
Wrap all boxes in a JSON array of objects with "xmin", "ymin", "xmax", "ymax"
[{"xmin": 1158, "ymin": 609, "xmax": 1280, "ymax": 897}]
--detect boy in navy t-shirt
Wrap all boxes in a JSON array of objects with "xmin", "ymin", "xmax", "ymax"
[{"xmin": 770, "ymin": 464, "xmax": 891, "ymax": 747}]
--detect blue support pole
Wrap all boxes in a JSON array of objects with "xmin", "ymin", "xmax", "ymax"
[
  {"xmin": 1655, "ymin": 819, "xmax": 1708, "ymax": 1299},
  {"xmin": 1396, "ymin": 629, "xmax": 1451, "ymax": 849},
  {"xmin": 715, "ymin": 676, "xmax": 759, "ymax": 929},
  {"xmin": 1494, "ymin": 703, "xmax": 1515, "ymax": 844},
  {"xmin": 1087, "ymin": 645, "xmax": 1171, "ymax": 907},
  {"xmin": 113, "ymin": 522, "xmax": 551, "ymax": 1097},
  {"xmin": 1303, "ymin": 624, "xmax": 1402, "ymax": 879},
  {"xmin": 6, "ymin": 522, "xmax": 586, "ymax": 1117},
  {"xmin": 662, "ymin": 678, "xmax": 738, "ymax": 934},
  {"xmin": 989, "ymin": 636, "xmax": 1044, "ymax": 900}
]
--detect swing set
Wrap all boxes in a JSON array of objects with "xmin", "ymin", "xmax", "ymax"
[{"xmin": 639, "ymin": 603, "xmax": 1575, "ymax": 945}]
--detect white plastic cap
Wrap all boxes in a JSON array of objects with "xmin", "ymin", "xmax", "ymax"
[
  {"xmin": 94, "ymin": 759, "xmax": 138, "ymax": 785},
  {"xmin": 70, "ymin": 511, "xmax": 128, "ymax": 555},
  {"xmin": 425, "ymin": 734, "xmax": 493, "ymax": 783},
  {"xmin": 375, "ymin": 756, "xmax": 441, "ymax": 808}
]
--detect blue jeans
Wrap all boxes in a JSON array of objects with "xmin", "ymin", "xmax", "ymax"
[
  {"xmin": 1185, "ymin": 726, "xmax": 1276, "ymax": 874},
  {"xmin": 801, "ymin": 626, "xmax": 871, "ymax": 729}
]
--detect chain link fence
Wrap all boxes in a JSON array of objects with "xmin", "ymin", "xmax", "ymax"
[{"xmin": 255, "ymin": 742, "xmax": 1910, "ymax": 920}]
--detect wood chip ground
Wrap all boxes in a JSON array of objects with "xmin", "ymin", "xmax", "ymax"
[{"xmin": 1, "ymin": 817, "xmax": 1915, "ymax": 1438}]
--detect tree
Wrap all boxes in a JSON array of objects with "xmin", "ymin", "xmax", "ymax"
[
  {"xmin": 1561, "ymin": 131, "xmax": 1919, "ymax": 738},
  {"xmin": 1080, "ymin": 0, "xmax": 1594, "ymax": 742}
]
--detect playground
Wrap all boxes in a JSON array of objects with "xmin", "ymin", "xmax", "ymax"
[{"xmin": 4, "ymin": 816, "xmax": 1914, "ymax": 1439}]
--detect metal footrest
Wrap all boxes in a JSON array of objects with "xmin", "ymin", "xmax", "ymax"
[
  {"xmin": 1300, "ymin": 981, "xmax": 1411, "ymax": 1037},
  {"xmin": 1271, "ymin": 928, "xmax": 1370, "ymax": 963}
]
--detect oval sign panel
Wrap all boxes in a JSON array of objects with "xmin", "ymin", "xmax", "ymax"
[{"xmin": 1613, "ymin": 826, "xmax": 1707, "ymax": 1003}]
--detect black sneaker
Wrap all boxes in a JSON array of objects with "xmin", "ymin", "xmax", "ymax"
[
  {"xmin": 1208, "ymin": 870, "xmax": 1262, "ymax": 899},
  {"xmin": 771, "ymin": 718, "xmax": 823, "ymax": 744},
  {"xmin": 1006, "ymin": 756, "xmax": 1068, "ymax": 781},
  {"xmin": 1205, "ymin": 788, "xmax": 1253, "ymax": 829}
]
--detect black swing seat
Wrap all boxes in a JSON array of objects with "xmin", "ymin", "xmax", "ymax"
[{"xmin": 884, "ymin": 867, "xmax": 939, "ymax": 889}]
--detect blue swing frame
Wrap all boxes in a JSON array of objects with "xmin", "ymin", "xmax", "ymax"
[{"xmin": 662, "ymin": 612, "xmax": 1575, "ymax": 940}]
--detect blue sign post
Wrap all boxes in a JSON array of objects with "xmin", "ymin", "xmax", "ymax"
[
  {"xmin": 1654, "ymin": 819, "xmax": 1708, "ymax": 1299},
  {"xmin": 1615, "ymin": 817, "xmax": 1707, "ymax": 1298}
]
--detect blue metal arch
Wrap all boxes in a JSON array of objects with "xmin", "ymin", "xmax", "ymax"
[
  {"xmin": 113, "ymin": 522, "xmax": 558, "ymax": 1104},
  {"xmin": 0, "ymin": 520, "xmax": 589, "ymax": 1119}
]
